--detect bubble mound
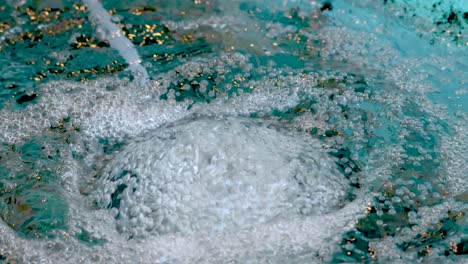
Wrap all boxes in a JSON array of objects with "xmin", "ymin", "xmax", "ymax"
[{"xmin": 95, "ymin": 117, "xmax": 348, "ymax": 237}]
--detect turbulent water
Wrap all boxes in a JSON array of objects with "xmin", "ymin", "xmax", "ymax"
[{"xmin": 0, "ymin": 0, "xmax": 467, "ymax": 263}]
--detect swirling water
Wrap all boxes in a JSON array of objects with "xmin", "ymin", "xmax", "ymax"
[{"xmin": 0, "ymin": 0, "xmax": 467, "ymax": 263}]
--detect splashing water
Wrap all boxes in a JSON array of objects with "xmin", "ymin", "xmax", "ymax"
[
  {"xmin": 81, "ymin": 0, "xmax": 149, "ymax": 81},
  {"xmin": 0, "ymin": 0, "xmax": 466, "ymax": 263},
  {"xmin": 95, "ymin": 117, "xmax": 349, "ymax": 238}
]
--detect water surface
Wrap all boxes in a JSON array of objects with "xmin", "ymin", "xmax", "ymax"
[{"xmin": 0, "ymin": 0, "xmax": 467, "ymax": 263}]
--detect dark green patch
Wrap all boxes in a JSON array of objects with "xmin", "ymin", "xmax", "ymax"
[
  {"xmin": 330, "ymin": 148, "xmax": 361, "ymax": 189},
  {"xmin": 320, "ymin": 2, "xmax": 333, "ymax": 12},
  {"xmin": 324, "ymin": 129, "xmax": 339, "ymax": 137},
  {"xmin": 454, "ymin": 240, "xmax": 468, "ymax": 255},
  {"xmin": 309, "ymin": 127, "xmax": 318, "ymax": 135},
  {"xmin": 0, "ymin": 137, "xmax": 69, "ymax": 238},
  {"xmin": 109, "ymin": 183, "xmax": 128, "ymax": 210},
  {"xmin": 447, "ymin": 11, "xmax": 459, "ymax": 25},
  {"xmin": 16, "ymin": 93, "xmax": 37, "ymax": 104}
]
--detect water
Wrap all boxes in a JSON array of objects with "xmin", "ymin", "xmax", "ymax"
[{"xmin": 0, "ymin": 0, "xmax": 467, "ymax": 263}]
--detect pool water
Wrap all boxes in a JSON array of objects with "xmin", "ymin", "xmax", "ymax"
[{"xmin": 0, "ymin": 0, "xmax": 467, "ymax": 263}]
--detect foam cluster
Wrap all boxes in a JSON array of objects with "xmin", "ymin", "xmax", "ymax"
[
  {"xmin": 0, "ymin": 197, "xmax": 367, "ymax": 263},
  {"xmin": 95, "ymin": 117, "xmax": 349, "ymax": 237}
]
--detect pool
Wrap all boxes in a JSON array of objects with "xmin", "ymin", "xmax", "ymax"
[{"xmin": 0, "ymin": 0, "xmax": 466, "ymax": 263}]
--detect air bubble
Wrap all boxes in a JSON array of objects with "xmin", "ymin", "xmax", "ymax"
[{"xmin": 95, "ymin": 117, "xmax": 349, "ymax": 238}]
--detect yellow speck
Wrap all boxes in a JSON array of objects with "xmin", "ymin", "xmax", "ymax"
[{"xmin": 18, "ymin": 204, "xmax": 30, "ymax": 212}]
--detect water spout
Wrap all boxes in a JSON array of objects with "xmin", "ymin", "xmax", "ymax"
[{"xmin": 81, "ymin": 0, "xmax": 149, "ymax": 83}]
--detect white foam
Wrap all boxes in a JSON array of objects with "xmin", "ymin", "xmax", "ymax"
[
  {"xmin": 95, "ymin": 117, "xmax": 349, "ymax": 237},
  {"xmin": 0, "ymin": 54, "xmax": 355, "ymax": 145},
  {"xmin": 0, "ymin": 194, "xmax": 368, "ymax": 263},
  {"xmin": 439, "ymin": 115, "xmax": 468, "ymax": 196},
  {"xmin": 0, "ymin": 56, "xmax": 372, "ymax": 262}
]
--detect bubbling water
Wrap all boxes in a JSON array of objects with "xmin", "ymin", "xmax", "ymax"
[
  {"xmin": 0, "ymin": 0, "xmax": 467, "ymax": 263},
  {"xmin": 95, "ymin": 116, "xmax": 348, "ymax": 237}
]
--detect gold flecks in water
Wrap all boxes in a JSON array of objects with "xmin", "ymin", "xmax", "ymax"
[
  {"xmin": 182, "ymin": 34, "xmax": 194, "ymax": 42},
  {"xmin": 131, "ymin": 6, "xmax": 157, "ymax": 16},
  {"xmin": 424, "ymin": 245, "xmax": 433, "ymax": 255},
  {"xmin": 45, "ymin": 18, "xmax": 86, "ymax": 35},
  {"xmin": 122, "ymin": 23, "xmax": 168, "ymax": 46},
  {"xmin": 0, "ymin": 21, "xmax": 10, "ymax": 33},
  {"xmin": 368, "ymin": 247, "xmax": 377, "ymax": 260},
  {"xmin": 65, "ymin": 62, "xmax": 126, "ymax": 81},
  {"xmin": 450, "ymin": 242, "xmax": 458, "ymax": 253},
  {"xmin": 18, "ymin": 204, "xmax": 30, "ymax": 212},
  {"xmin": 73, "ymin": 4, "xmax": 87, "ymax": 12},
  {"xmin": 71, "ymin": 34, "xmax": 110, "ymax": 49},
  {"xmin": 25, "ymin": 7, "xmax": 62, "ymax": 24},
  {"xmin": 31, "ymin": 72, "xmax": 47, "ymax": 82}
]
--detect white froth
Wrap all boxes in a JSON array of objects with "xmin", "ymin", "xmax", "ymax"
[
  {"xmin": 368, "ymin": 198, "xmax": 467, "ymax": 262},
  {"xmin": 440, "ymin": 115, "xmax": 468, "ymax": 196},
  {"xmin": 95, "ymin": 117, "xmax": 349, "ymax": 237},
  {"xmin": 0, "ymin": 77, "xmax": 190, "ymax": 144},
  {"xmin": 0, "ymin": 197, "xmax": 367, "ymax": 263},
  {"xmin": 0, "ymin": 53, "xmax": 347, "ymax": 145}
]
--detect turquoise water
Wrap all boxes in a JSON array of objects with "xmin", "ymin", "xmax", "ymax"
[{"xmin": 0, "ymin": 0, "xmax": 467, "ymax": 263}]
